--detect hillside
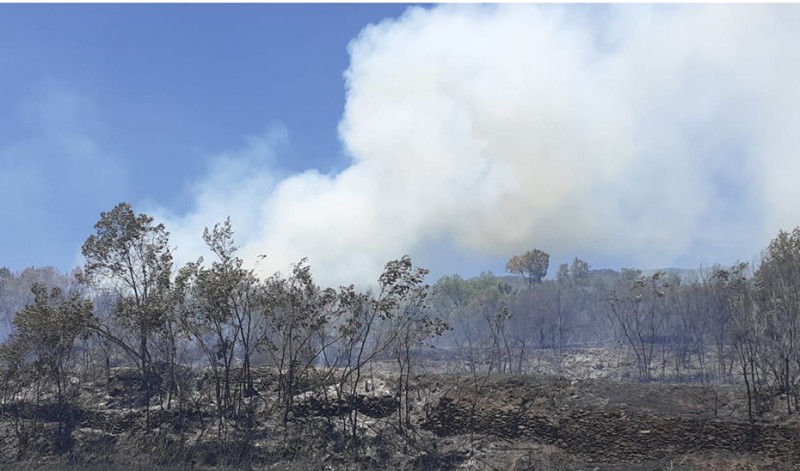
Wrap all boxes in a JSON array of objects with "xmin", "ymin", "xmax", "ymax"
[{"xmin": 1, "ymin": 354, "xmax": 798, "ymax": 471}]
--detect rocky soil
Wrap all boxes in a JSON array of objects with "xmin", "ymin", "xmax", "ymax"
[
  {"xmin": 1, "ymin": 353, "xmax": 798, "ymax": 470},
  {"xmin": 420, "ymin": 374, "xmax": 800, "ymax": 470}
]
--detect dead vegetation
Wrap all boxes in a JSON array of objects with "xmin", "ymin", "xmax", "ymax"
[
  {"xmin": 1, "ymin": 354, "xmax": 800, "ymax": 471},
  {"xmin": 6, "ymin": 210, "xmax": 800, "ymax": 470}
]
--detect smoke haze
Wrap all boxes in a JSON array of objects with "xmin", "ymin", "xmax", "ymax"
[{"xmin": 154, "ymin": 4, "xmax": 800, "ymax": 287}]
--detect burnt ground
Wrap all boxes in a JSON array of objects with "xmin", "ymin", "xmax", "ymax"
[
  {"xmin": 418, "ymin": 374, "xmax": 799, "ymax": 470},
  {"xmin": 1, "ymin": 354, "xmax": 799, "ymax": 470}
]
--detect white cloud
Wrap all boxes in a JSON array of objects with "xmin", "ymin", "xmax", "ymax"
[{"xmin": 161, "ymin": 4, "xmax": 800, "ymax": 286}]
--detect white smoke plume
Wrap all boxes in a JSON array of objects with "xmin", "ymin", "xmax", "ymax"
[{"xmin": 155, "ymin": 4, "xmax": 800, "ymax": 287}]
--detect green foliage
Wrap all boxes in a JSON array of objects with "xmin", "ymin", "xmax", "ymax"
[
  {"xmin": 81, "ymin": 203, "xmax": 173, "ymax": 294},
  {"xmin": 432, "ymin": 274, "xmax": 470, "ymax": 309},
  {"xmin": 432, "ymin": 271, "xmax": 512, "ymax": 313},
  {"xmin": 81, "ymin": 202, "xmax": 174, "ymax": 342},
  {"xmin": 556, "ymin": 258, "xmax": 590, "ymax": 288},
  {"xmin": 4, "ymin": 284, "xmax": 94, "ymax": 371},
  {"xmin": 0, "ymin": 266, "xmax": 78, "ymax": 340},
  {"xmin": 755, "ymin": 227, "xmax": 800, "ymax": 313},
  {"xmin": 79, "ymin": 202, "xmax": 176, "ymax": 426},
  {"xmin": 506, "ymin": 249, "xmax": 550, "ymax": 287},
  {"xmin": 261, "ymin": 257, "xmax": 336, "ymax": 424},
  {"xmin": 176, "ymin": 217, "xmax": 261, "ymax": 427},
  {"xmin": 1, "ymin": 282, "xmax": 94, "ymax": 444}
]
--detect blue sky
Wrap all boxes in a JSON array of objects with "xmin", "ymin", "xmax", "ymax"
[
  {"xmin": 3, "ymin": 4, "xmax": 800, "ymax": 287},
  {"xmin": 0, "ymin": 3, "xmax": 414, "ymax": 271}
]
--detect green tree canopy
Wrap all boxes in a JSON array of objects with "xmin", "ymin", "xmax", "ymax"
[
  {"xmin": 80, "ymin": 202, "xmax": 173, "ymax": 377},
  {"xmin": 506, "ymin": 249, "xmax": 550, "ymax": 287}
]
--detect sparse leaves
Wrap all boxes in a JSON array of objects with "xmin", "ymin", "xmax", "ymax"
[
  {"xmin": 80, "ymin": 202, "xmax": 176, "ymax": 413},
  {"xmin": 2, "ymin": 283, "xmax": 94, "ymax": 403}
]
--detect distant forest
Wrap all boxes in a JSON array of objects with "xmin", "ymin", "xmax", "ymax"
[{"xmin": 2, "ymin": 200, "xmax": 800, "ymax": 431}]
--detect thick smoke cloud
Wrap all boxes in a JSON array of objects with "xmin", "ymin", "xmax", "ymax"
[{"xmin": 157, "ymin": 4, "xmax": 800, "ymax": 287}]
